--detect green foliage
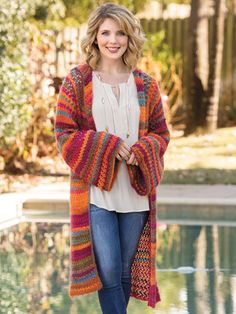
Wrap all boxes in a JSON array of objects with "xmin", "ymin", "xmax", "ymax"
[
  {"xmin": 62, "ymin": 0, "xmax": 151, "ymax": 26},
  {"xmin": 0, "ymin": 0, "xmax": 64, "ymax": 164},
  {"xmin": 31, "ymin": 0, "xmax": 66, "ymax": 30},
  {"xmin": 144, "ymin": 31, "xmax": 181, "ymax": 74},
  {"xmin": 0, "ymin": 1, "xmax": 33, "ymax": 148},
  {"xmin": 141, "ymin": 30, "xmax": 183, "ymax": 127},
  {"xmin": 161, "ymin": 0, "xmax": 190, "ymax": 4},
  {"xmin": 1, "ymin": 252, "xmax": 30, "ymax": 313}
]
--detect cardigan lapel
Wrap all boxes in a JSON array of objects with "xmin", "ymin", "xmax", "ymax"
[
  {"xmin": 78, "ymin": 64, "xmax": 96, "ymax": 130},
  {"xmin": 132, "ymin": 69, "xmax": 147, "ymax": 138},
  {"xmin": 78, "ymin": 64, "xmax": 147, "ymax": 138}
]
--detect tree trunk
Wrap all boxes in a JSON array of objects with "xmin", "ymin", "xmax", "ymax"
[
  {"xmin": 185, "ymin": 0, "xmax": 210, "ymax": 134},
  {"xmin": 205, "ymin": 0, "xmax": 226, "ymax": 132}
]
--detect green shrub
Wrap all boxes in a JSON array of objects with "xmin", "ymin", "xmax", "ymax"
[{"xmin": 0, "ymin": 1, "xmax": 33, "ymax": 148}]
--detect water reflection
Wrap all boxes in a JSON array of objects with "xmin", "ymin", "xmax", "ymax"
[
  {"xmin": 156, "ymin": 224, "xmax": 235, "ymax": 314},
  {"xmin": 0, "ymin": 222, "xmax": 235, "ymax": 314}
]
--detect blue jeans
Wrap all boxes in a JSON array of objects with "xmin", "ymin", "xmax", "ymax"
[{"xmin": 89, "ymin": 204, "xmax": 149, "ymax": 314}]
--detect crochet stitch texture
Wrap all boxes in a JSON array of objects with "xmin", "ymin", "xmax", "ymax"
[{"xmin": 54, "ymin": 63, "xmax": 170, "ymax": 308}]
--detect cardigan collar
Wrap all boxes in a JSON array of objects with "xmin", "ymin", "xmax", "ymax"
[{"xmin": 77, "ymin": 63, "xmax": 147, "ymax": 138}]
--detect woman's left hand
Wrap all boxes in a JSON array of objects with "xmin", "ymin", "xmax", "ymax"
[{"xmin": 126, "ymin": 152, "xmax": 138, "ymax": 166}]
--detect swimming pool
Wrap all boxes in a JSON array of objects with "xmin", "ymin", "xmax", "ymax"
[{"xmin": 0, "ymin": 220, "xmax": 235, "ymax": 314}]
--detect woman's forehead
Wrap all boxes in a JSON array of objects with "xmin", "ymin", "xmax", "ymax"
[{"xmin": 98, "ymin": 17, "xmax": 124, "ymax": 31}]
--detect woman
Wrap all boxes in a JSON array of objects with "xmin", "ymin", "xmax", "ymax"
[{"xmin": 55, "ymin": 3, "xmax": 170, "ymax": 313}]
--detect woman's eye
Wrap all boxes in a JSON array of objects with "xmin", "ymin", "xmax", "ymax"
[
  {"xmin": 118, "ymin": 31, "xmax": 126, "ymax": 36},
  {"xmin": 100, "ymin": 30, "xmax": 126, "ymax": 36}
]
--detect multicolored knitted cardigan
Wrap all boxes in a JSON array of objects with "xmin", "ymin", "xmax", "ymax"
[{"xmin": 54, "ymin": 63, "xmax": 170, "ymax": 308}]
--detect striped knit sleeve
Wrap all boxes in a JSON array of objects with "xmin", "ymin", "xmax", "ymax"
[
  {"xmin": 128, "ymin": 79, "xmax": 170, "ymax": 196},
  {"xmin": 54, "ymin": 71, "xmax": 123, "ymax": 191}
]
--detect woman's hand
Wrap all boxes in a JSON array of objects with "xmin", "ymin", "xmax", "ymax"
[
  {"xmin": 116, "ymin": 141, "xmax": 131, "ymax": 161},
  {"xmin": 126, "ymin": 152, "xmax": 138, "ymax": 166},
  {"xmin": 116, "ymin": 141, "xmax": 138, "ymax": 166}
]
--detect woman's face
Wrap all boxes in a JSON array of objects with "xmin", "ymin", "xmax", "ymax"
[{"xmin": 96, "ymin": 18, "xmax": 128, "ymax": 63}]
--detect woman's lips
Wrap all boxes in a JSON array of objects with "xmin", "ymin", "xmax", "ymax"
[{"xmin": 106, "ymin": 47, "xmax": 120, "ymax": 53}]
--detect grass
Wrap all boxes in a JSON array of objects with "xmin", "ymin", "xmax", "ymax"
[{"xmin": 162, "ymin": 127, "xmax": 236, "ymax": 184}]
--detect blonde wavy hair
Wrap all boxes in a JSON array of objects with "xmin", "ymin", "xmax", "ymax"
[{"xmin": 81, "ymin": 3, "xmax": 146, "ymax": 70}]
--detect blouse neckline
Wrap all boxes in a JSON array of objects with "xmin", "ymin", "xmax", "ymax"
[{"xmin": 92, "ymin": 71, "xmax": 133, "ymax": 86}]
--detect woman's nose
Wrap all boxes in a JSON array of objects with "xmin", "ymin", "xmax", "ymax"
[{"xmin": 109, "ymin": 33, "xmax": 117, "ymax": 43}]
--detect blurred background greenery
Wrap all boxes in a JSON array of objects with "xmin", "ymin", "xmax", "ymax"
[{"xmin": 0, "ymin": 0, "xmax": 235, "ymax": 190}]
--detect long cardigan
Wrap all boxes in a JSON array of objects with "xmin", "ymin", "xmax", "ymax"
[{"xmin": 54, "ymin": 63, "xmax": 170, "ymax": 308}]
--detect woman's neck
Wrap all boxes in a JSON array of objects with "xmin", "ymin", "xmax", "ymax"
[{"xmin": 96, "ymin": 59, "xmax": 130, "ymax": 74}]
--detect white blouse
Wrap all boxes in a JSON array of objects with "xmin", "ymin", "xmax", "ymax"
[{"xmin": 90, "ymin": 71, "xmax": 149, "ymax": 213}]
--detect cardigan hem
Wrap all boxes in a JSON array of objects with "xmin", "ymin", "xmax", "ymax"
[
  {"xmin": 69, "ymin": 282, "xmax": 102, "ymax": 299},
  {"xmin": 130, "ymin": 289, "xmax": 161, "ymax": 308}
]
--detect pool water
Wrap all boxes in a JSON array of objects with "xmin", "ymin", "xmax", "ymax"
[{"xmin": 0, "ymin": 222, "xmax": 235, "ymax": 314}]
